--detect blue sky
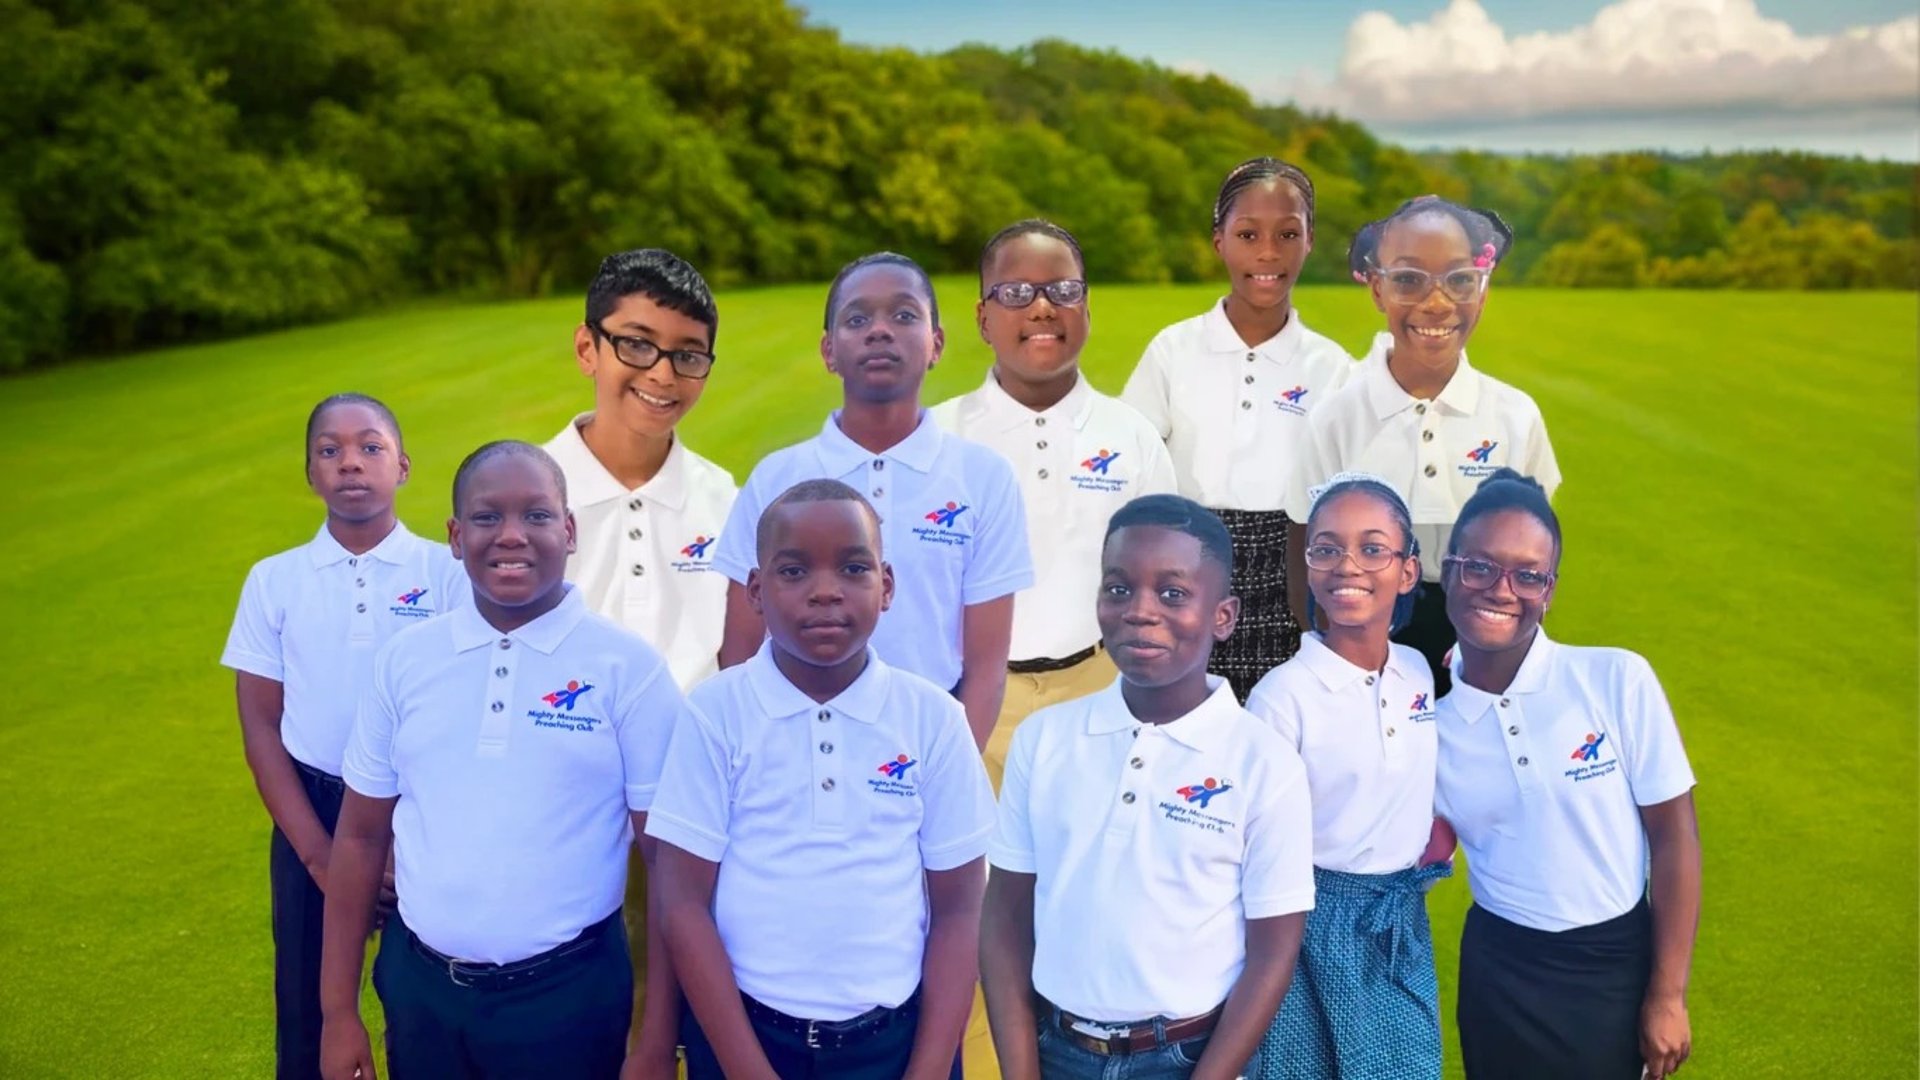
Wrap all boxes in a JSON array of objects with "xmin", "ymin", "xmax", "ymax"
[{"xmin": 796, "ymin": 0, "xmax": 1920, "ymax": 159}]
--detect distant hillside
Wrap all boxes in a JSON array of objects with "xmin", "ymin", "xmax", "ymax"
[{"xmin": 3, "ymin": 0, "xmax": 1913, "ymax": 369}]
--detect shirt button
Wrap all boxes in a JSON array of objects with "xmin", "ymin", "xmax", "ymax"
[
  {"xmin": 494, "ymin": 666, "xmax": 508, "ymax": 678},
  {"xmin": 1508, "ymin": 725, "xmax": 1520, "ymax": 735},
  {"xmin": 821, "ymin": 778, "xmax": 836, "ymax": 791},
  {"xmin": 817, "ymin": 709, "xmax": 830, "ymax": 722},
  {"xmin": 631, "ymin": 564, "xmax": 645, "ymax": 576},
  {"xmin": 1243, "ymin": 374, "xmax": 1255, "ymax": 385},
  {"xmin": 1415, "ymin": 403, "xmax": 1428, "ymax": 414},
  {"xmin": 1036, "ymin": 440, "xmax": 1047, "ymax": 450},
  {"xmin": 1240, "ymin": 401, "xmax": 1252, "ymax": 410},
  {"xmin": 1246, "ymin": 352, "xmax": 1256, "ymax": 362},
  {"xmin": 1365, "ymin": 675, "xmax": 1375, "ymax": 686},
  {"xmin": 1038, "ymin": 469, "xmax": 1049, "ymax": 479},
  {"xmin": 348, "ymin": 557, "xmax": 358, "ymax": 567},
  {"xmin": 1036, "ymin": 417, "xmax": 1047, "ymax": 427},
  {"xmin": 1380, "ymin": 699, "xmax": 1388, "ymax": 708},
  {"xmin": 1121, "ymin": 792, "xmax": 1136, "ymax": 804},
  {"xmin": 1387, "ymin": 726, "xmax": 1397, "ymax": 737},
  {"xmin": 1499, "ymin": 698, "xmax": 1510, "ymax": 707},
  {"xmin": 819, "ymin": 741, "xmax": 834, "ymax": 754},
  {"xmin": 356, "ymin": 578, "xmax": 365, "ymax": 587},
  {"xmin": 1129, "ymin": 757, "xmax": 1143, "ymax": 769},
  {"xmin": 490, "ymin": 701, "xmax": 504, "ymax": 713},
  {"xmin": 1517, "ymin": 756, "xmax": 1530, "ymax": 767},
  {"xmin": 1424, "ymin": 464, "xmax": 1438, "ymax": 478},
  {"xmin": 498, "ymin": 639, "xmax": 511, "ymax": 650},
  {"xmin": 1422, "ymin": 430, "xmax": 1435, "ymax": 442},
  {"xmin": 628, "ymin": 527, "xmax": 642, "ymax": 540},
  {"xmin": 873, "ymin": 487, "xmax": 885, "ymax": 497},
  {"xmin": 355, "ymin": 603, "xmax": 367, "ymax": 613},
  {"xmin": 628, "ymin": 498, "xmax": 643, "ymax": 511},
  {"xmin": 873, "ymin": 459, "xmax": 885, "ymax": 471}
]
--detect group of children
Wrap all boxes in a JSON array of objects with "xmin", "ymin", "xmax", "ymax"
[{"xmin": 224, "ymin": 156, "xmax": 1701, "ymax": 1080}]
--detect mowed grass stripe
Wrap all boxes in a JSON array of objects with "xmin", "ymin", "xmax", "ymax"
[{"xmin": 0, "ymin": 285, "xmax": 1912, "ymax": 1077}]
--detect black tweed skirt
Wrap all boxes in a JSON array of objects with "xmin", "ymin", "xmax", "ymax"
[{"xmin": 1209, "ymin": 508, "xmax": 1300, "ymax": 702}]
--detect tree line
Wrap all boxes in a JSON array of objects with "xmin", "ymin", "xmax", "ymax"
[{"xmin": 3, "ymin": 0, "xmax": 1914, "ymax": 370}]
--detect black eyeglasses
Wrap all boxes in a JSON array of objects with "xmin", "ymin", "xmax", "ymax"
[
  {"xmin": 1443, "ymin": 555, "xmax": 1555, "ymax": 599},
  {"xmin": 1303, "ymin": 543, "xmax": 1410, "ymax": 573},
  {"xmin": 593, "ymin": 322, "xmax": 716, "ymax": 379},
  {"xmin": 983, "ymin": 279, "xmax": 1088, "ymax": 309},
  {"xmin": 1373, "ymin": 266, "xmax": 1492, "ymax": 305}
]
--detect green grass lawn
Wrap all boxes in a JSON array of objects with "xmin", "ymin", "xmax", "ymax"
[{"xmin": 1, "ymin": 282, "xmax": 1914, "ymax": 1077}]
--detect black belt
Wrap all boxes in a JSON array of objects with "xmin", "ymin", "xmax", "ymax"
[
  {"xmin": 293, "ymin": 760, "xmax": 345, "ymax": 791},
  {"xmin": 742, "ymin": 988, "xmax": 918, "ymax": 1050},
  {"xmin": 1008, "ymin": 643, "xmax": 1099, "ymax": 675},
  {"xmin": 1048, "ymin": 1000, "xmax": 1222, "ymax": 1057},
  {"xmin": 406, "ymin": 909, "xmax": 618, "ymax": 991}
]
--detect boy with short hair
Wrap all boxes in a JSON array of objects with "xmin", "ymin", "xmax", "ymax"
[
  {"xmin": 318, "ymin": 441, "xmax": 683, "ymax": 1080},
  {"xmin": 980, "ymin": 494, "xmax": 1315, "ymax": 1080},
  {"xmin": 649, "ymin": 479, "xmax": 995, "ymax": 1079}
]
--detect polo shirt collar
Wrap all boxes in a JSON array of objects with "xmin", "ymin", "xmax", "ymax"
[
  {"xmin": 745, "ymin": 641, "xmax": 890, "ymax": 724},
  {"xmin": 814, "ymin": 409, "xmax": 943, "ymax": 475},
  {"xmin": 1084, "ymin": 675, "xmax": 1239, "ymax": 752},
  {"xmin": 1292, "ymin": 632, "xmax": 1423, "ymax": 692},
  {"xmin": 1200, "ymin": 297, "xmax": 1305, "ymax": 362},
  {"xmin": 1361, "ymin": 332, "xmax": 1484, "ymax": 420},
  {"xmin": 307, "ymin": 520, "xmax": 417, "ymax": 569},
  {"xmin": 548, "ymin": 413, "xmax": 692, "ymax": 511},
  {"xmin": 970, "ymin": 369, "xmax": 1095, "ymax": 433},
  {"xmin": 1447, "ymin": 629, "xmax": 1559, "ymax": 724},
  {"xmin": 448, "ymin": 585, "xmax": 589, "ymax": 655}
]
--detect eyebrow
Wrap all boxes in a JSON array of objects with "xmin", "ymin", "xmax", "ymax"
[
  {"xmin": 1310, "ymin": 527, "xmax": 1394, "ymax": 540},
  {"xmin": 315, "ymin": 428, "xmax": 390, "ymax": 441},
  {"xmin": 604, "ymin": 321, "xmax": 710, "ymax": 351},
  {"xmin": 843, "ymin": 292, "xmax": 926, "ymax": 310}
]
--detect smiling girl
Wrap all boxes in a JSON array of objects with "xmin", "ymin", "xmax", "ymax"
[{"xmin": 1286, "ymin": 197, "xmax": 1559, "ymax": 694}]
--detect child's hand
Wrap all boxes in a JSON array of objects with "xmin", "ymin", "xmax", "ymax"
[
  {"xmin": 619, "ymin": 1044, "xmax": 677, "ymax": 1080},
  {"xmin": 319, "ymin": 1014, "xmax": 376, "ymax": 1080},
  {"xmin": 1420, "ymin": 817, "xmax": 1457, "ymax": 868}
]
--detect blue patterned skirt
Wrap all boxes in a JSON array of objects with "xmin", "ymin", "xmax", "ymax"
[{"xmin": 1250, "ymin": 862, "xmax": 1453, "ymax": 1080}]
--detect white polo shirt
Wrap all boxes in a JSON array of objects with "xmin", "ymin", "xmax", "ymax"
[
  {"xmin": 990, "ymin": 677, "xmax": 1315, "ymax": 1022},
  {"xmin": 1122, "ymin": 300, "xmax": 1355, "ymax": 511},
  {"xmin": 931, "ymin": 374, "xmax": 1177, "ymax": 662},
  {"xmin": 1435, "ymin": 632, "xmax": 1695, "ymax": 932},
  {"xmin": 1246, "ymin": 635, "xmax": 1438, "ymax": 875},
  {"xmin": 711, "ymin": 412, "xmax": 1034, "ymax": 690},
  {"xmin": 544, "ymin": 416, "xmax": 738, "ymax": 690},
  {"xmin": 222, "ymin": 521, "xmax": 469, "ymax": 776},
  {"xmin": 645, "ymin": 644, "xmax": 995, "ymax": 1021},
  {"xmin": 1287, "ymin": 333, "xmax": 1561, "ymax": 581},
  {"xmin": 343, "ymin": 587, "xmax": 682, "ymax": 964}
]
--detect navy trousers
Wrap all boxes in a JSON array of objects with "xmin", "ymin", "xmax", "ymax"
[
  {"xmin": 268, "ymin": 760, "xmax": 345, "ymax": 1080},
  {"xmin": 681, "ymin": 989, "xmax": 962, "ymax": 1080}
]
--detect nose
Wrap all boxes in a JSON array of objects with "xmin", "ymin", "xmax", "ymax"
[
  {"xmin": 1027, "ymin": 294, "xmax": 1057, "ymax": 318},
  {"xmin": 864, "ymin": 319, "xmax": 894, "ymax": 343},
  {"xmin": 1121, "ymin": 595, "xmax": 1159, "ymax": 625},
  {"xmin": 1417, "ymin": 285, "xmax": 1455, "ymax": 315},
  {"xmin": 494, "ymin": 518, "xmax": 529, "ymax": 547},
  {"xmin": 806, "ymin": 572, "xmax": 844, "ymax": 605}
]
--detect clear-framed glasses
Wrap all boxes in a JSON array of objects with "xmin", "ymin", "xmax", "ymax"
[
  {"xmin": 593, "ymin": 322, "xmax": 716, "ymax": 380},
  {"xmin": 1303, "ymin": 542, "xmax": 1409, "ymax": 573},
  {"xmin": 1373, "ymin": 266, "xmax": 1492, "ymax": 305},
  {"xmin": 983, "ymin": 278, "xmax": 1088, "ymax": 309},
  {"xmin": 1442, "ymin": 555, "xmax": 1555, "ymax": 599}
]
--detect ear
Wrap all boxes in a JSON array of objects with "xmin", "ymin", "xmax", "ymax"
[
  {"xmin": 928, "ymin": 324, "xmax": 946, "ymax": 370},
  {"xmin": 1369, "ymin": 274, "xmax": 1388, "ymax": 314},
  {"xmin": 396, "ymin": 450, "xmax": 412, "ymax": 487},
  {"xmin": 880, "ymin": 561, "xmax": 897, "ymax": 613},
  {"xmin": 574, "ymin": 324, "xmax": 599, "ymax": 376},
  {"xmin": 975, "ymin": 298, "xmax": 990, "ymax": 346},
  {"xmin": 746, "ymin": 567, "xmax": 765, "ymax": 616},
  {"xmin": 563, "ymin": 509, "xmax": 578, "ymax": 556},
  {"xmin": 1397, "ymin": 553, "xmax": 1420, "ymax": 596},
  {"xmin": 1211, "ymin": 227, "xmax": 1226, "ymax": 261},
  {"xmin": 1213, "ymin": 594, "xmax": 1241, "ymax": 643},
  {"xmin": 446, "ymin": 515, "xmax": 463, "ymax": 558},
  {"xmin": 819, "ymin": 332, "xmax": 836, "ymax": 376}
]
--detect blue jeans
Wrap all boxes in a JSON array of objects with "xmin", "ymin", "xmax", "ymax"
[{"xmin": 1036, "ymin": 1008, "xmax": 1213, "ymax": 1080}]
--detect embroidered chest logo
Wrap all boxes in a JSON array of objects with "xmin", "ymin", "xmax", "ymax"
[
  {"xmin": 1409, "ymin": 693, "xmax": 1437, "ymax": 723},
  {"xmin": 1563, "ymin": 732, "xmax": 1619, "ymax": 783},
  {"xmin": 1275, "ymin": 385, "xmax": 1310, "ymax": 416},
  {"xmin": 1159, "ymin": 777, "xmax": 1237, "ymax": 834},
  {"xmin": 529, "ymin": 679, "xmax": 604, "ymax": 733},
  {"xmin": 1460, "ymin": 439, "xmax": 1502, "ymax": 479},
  {"xmin": 673, "ymin": 534, "xmax": 719, "ymax": 574},
  {"xmin": 912, "ymin": 502, "xmax": 973, "ymax": 548},
  {"xmin": 389, "ymin": 587, "xmax": 434, "ymax": 618},
  {"xmin": 869, "ymin": 754, "xmax": 919, "ymax": 797},
  {"xmin": 1072, "ymin": 448, "xmax": 1128, "ymax": 494}
]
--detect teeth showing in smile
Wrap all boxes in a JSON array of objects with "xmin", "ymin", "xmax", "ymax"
[
  {"xmin": 1471, "ymin": 607, "xmax": 1516, "ymax": 623},
  {"xmin": 1025, "ymin": 333, "xmax": 1061, "ymax": 342},
  {"xmin": 634, "ymin": 389, "xmax": 676, "ymax": 407},
  {"xmin": 1412, "ymin": 326, "xmax": 1454, "ymax": 339},
  {"xmin": 1329, "ymin": 586, "xmax": 1369, "ymax": 597},
  {"xmin": 494, "ymin": 561, "xmax": 532, "ymax": 571},
  {"xmin": 1251, "ymin": 273, "xmax": 1282, "ymax": 283}
]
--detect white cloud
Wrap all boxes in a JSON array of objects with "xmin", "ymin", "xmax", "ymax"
[{"xmin": 1296, "ymin": 0, "xmax": 1919, "ymax": 124}]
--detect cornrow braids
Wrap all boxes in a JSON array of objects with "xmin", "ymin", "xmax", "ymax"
[
  {"xmin": 823, "ymin": 252, "xmax": 941, "ymax": 331},
  {"xmin": 1304, "ymin": 472, "xmax": 1421, "ymax": 634},
  {"xmin": 1348, "ymin": 196, "xmax": 1516, "ymax": 281},
  {"xmin": 1451, "ymin": 467, "xmax": 1562, "ymax": 562},
  {"xmin": 1212, "ymin": 157, "xmax": 1316, "ymax": 232}
]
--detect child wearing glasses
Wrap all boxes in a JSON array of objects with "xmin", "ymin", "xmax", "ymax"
[
  {"xmin": 1124, "ymin": 157, "xmax": 1356, "ymax": 702},
  {"xmin": 541, "ymin": 248, "xmax": 738, "ymax": 1065},
  {"xmin": 1286, "ymin": 197, "xmax": 1558, "ymax": 694},
  {"xmin": 1243, "ymin": 472, "xmax": 1454, "ymax": 1080},
  {"xmin": 1435, "ymin": 470, "xmax": 1699, "ymax": 1080}
]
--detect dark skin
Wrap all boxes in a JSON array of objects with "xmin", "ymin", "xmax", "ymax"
[
  {"xmin": 720, "ymin": 265, "xmax": 1012, "ymax": 749},
  {"xmin": 1447, "ymin": 509, "xmax": 1700, "ymax": 1079},
  {"xmin": 236, "ymin": 402, "xmax": 406, "ymax": 904},
  {"xmin": 1370, "ymin": 211, "xmax": 1489, "ymax": 402},
  {"xmin": 1214, "ymin": 179, "xmax": 1312, "ymax": 349},
  {"xmin": 976, "ymin": 232, "xmax": 1089, "ymax": 412},
  {"xmin": 660, "ymin": 498, "xmax": 981, "ymax": 1080},
  {"xmin": 981, "ymin": 524, "xmax": 1304, "ymax": 1080},
  {"xmin": 573, "ymin": 292, "xmax": 715, "ymax": 490}
]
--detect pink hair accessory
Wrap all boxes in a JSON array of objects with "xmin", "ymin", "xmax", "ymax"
[{"xmin": 1473, "ymin": 242, "xmax": 1497, "ymax": 269}]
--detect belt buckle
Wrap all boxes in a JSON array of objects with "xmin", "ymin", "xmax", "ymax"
[
  {"xmin": 445, "ymin": 956, "xmax": 474, "ymax": 989},
  {"xmin": 805, "ymin": 1019, "xmax": 821, "ymax": 1050}
]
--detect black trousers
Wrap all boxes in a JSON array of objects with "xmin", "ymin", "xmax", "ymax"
[
  {"xmin": 1392, "ymin": 581, "xmax": 1454, "ymax": 696},
  {"xmin": 374, "ymin": 911, "xmax": 633, "ymax": 1079},
  {"xmin": 269, "ymin": 760, "xmax": 346, "ymax": 1080},
  {"xmin": 681, "ymin": 989, "xmax": 961, "ymax": 1080}
]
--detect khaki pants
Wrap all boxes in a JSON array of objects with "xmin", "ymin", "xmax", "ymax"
[{"xmin": 965, "ymin": 648, "xmax": 1118, "ymax": 1079}]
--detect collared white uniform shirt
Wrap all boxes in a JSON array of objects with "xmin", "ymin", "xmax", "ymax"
[
  {"xmin": 712, "ymin": 412, "xmax": 1033, "ymax": 690},
  {"xmin": 1123, "ymin": 300, "xmax": 1355, "ymax": 511},
  {"xmin": 1288, "ymin": 333, "xmax": 1560, "ymax": 580},
  {"xmin": 223, "ymin": 521, "xmax": 469, "ymax": 775},
  {"xmin": 343, "ymin": 587, "xmax": 682, "ymax": 963},
  {"xmin": 1246, "ymin": 635, "xmax": 1438, "ymax": 874},
  {"xmin": 1436, "ymin": 632, "xmax": 1695, "ymax": 932},
  {"xmin": 931, "ymin": 373, "xmax": 1176, "ymax": 661},
  {"xmin": 990, "ymin": 677, "xmax": 1315, "ymax": 1022},
  {"xmin": 646, "ymin": 645, "xmax": 995, "ymax": 1021},
  {"xmin": 545, "ymin": 416, "xmax": 737, "ymax": 689}
]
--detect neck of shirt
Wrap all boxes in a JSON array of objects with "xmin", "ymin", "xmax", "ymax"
[
  {"xmin": 1384, "ymin": 347, "xmax": 1461, "ymax": 402},
  {"xmin": 835, "ymin": 400, "xmax": 923, "ymax": 455},
  {"xmin": 325, "ymin": 512, "xmax": 400, "ymax": 557},
  {"xmin": 1221, "ymin": 295, "xmax": 1293, "ymax": 349},
  {"xmin": 579, "ymin": 415, "xmax": 674, "ymax": 490},
  {"xmin": 771, "ymin": 643, "xmax": 871, "ymax": 704},
  {"xmin": 1455, "ymin": 627, "xmax": 1541, "ymax": 695},
  {"xmin": 991, "ymin": 364, "xmax": 1079, "ymax": 413},
  {"xmin": 473, "ymin": 585, "xmax": 567, "ymax": 636},
  {"xmin": 1120, "ymin": 670, "xmax": 1213, "ymax": 726},
  {"xmin": 1317, "ymin": 624, "xmax": 1391, "ymax": 674}
]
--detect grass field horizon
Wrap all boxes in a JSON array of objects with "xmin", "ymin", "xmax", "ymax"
[{"xmin": 2, "ymin": 282, "xmax": 1914, "ymax": 1077}]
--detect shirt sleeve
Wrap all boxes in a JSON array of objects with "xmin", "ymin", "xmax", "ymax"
[
  {"xmin": 1243, "ymin": 675, "xmax": 1304, "ymax": 752},
  {"xmin": 986, "ymin": 716, "xmax": 1041, "ymax": 873},
  {"xmin": 616, "ymin": 653, "xmax": 685, "ymax": 812},
  {"xmin": 1285, "ymin": 412, "xmax": 1336, "ymax": 522},
  {"xmin": 962, "ymin": 452, "xmax": 1035, "ymax": 604},
  {"xmin": 1121, "ymin": 339, "xmax": 1174, "ymax": 440},
  {"xmin": 917, "ymin": 696, "xmax": 997, "ymax": 871},
  {"xmin": 1139, "ymin": 433, "xmax": 1180, "ymax": 498},
  {"xmin": 1523, "ymin": 401, "xmax": 1563, "ymax": 498},
  {"xmin": 434, "ymin": 546, "xmax": 473, "ymax": 614},
  {"xmin": 1616, "ymin": 652, "xmax": 1695, "ymax": 807},
  {"xmin": 642, "ymin": 699, "xmax": 734, "ymax": 862},
  {"xmin": 710, "ymin": 467, "xmax": 770, "ymax": 586},
  {"xmin": 342, "ymin": 639, "xmax": 403, "ymax": 799},
  {"xmin": 1240, "ymin": 741, "xmax": 1317, "ymax": 918},
  {"xmin": 221, "ymin": 562, "xmax": 284, "ymax": 680}
]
